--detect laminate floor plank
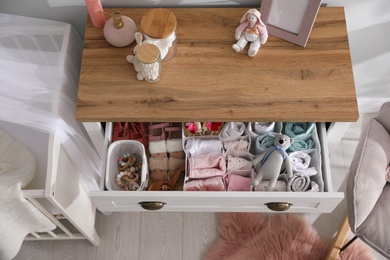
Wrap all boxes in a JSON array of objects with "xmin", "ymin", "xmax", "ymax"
[
  {"xmin": 95, "ymin": 212, "xmax": 142, "ymax": 260},
  {"xmin": 182, "ymin": 212, "xmax": 218, "ymax": 260},
  {"xmin": 139, "ymin": 212, "xmax": 183, "ymax": 260},
  {"xmin": 52, "ymin": 240, "xmax": 97, "ymax": 260},
  {"xmin": 13, "ymin": 241, "xmax": 55, "ymax": 260}
]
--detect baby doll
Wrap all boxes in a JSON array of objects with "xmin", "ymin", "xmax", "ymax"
[{"xmin": 232, "ymin": 9, "xmax": 268, "ymax": 57}]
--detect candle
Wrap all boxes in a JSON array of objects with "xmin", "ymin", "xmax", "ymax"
[{"xmin": 85, "ymin": 0, "xmax": 106, "ymax": 28}]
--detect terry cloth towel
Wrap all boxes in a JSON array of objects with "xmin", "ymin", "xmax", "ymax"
[
  {"xmin": 0, "ymin": 128, "xmax": 55, "ymax": 260},
  {"xmin": 255, "ymin": 133, "xmax": 275, "ymax": 154},
  {"xmin": 287, "ymin": 139, "xmax": 315, "ymax": 152},
  {"xmin": 284, "ymin": 122, "xmax": 315, "ymax": 140},
  {"xmin": 287, "ymin": 173, "xmax": 311, "ymax": 192}
]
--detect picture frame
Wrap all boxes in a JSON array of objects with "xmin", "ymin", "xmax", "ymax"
[{"xmin": 260, "ymin": 0, "xmax": 322, "ymax": 47}]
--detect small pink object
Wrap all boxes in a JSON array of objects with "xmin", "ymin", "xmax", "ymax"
[
  {"xmin": 186, "ymin": 122, "xmax": 199, "ymax": 135},
  {"xmin": 85, "ymin": 0, "xmax": 106, "ymax": 28}
]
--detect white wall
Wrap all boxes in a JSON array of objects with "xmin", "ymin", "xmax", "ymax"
[{"xmin": 1, "ymin": 0, "xmax": 389, "ymax": 112}]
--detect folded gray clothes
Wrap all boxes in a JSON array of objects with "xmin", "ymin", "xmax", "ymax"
[
  {"xmin": 287, "ymin": 173, "xmax": 311, "ymax": 192},
  {"xmin": 255, "ymin": 133, "xmax": 274, "ymax": 154},
  {"xmin": 288, "ymin": 138, "xmax": 315, "ymax": 152},
  {"xmin": 284, "ymin": 122, "xmax": 315, "ymax": 140}
]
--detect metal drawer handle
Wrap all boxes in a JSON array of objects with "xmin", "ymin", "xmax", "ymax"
[
  {"xmin": 265, "ymin": 202, "xmax": 292, "ymax": 211},
  {"xmin": 139, "ymin": 201, "xmax": 166, "ymax": 211}
]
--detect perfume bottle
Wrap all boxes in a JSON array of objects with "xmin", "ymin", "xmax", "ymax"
[
  {"xmin": 103, "ymin": 12, "xmax": 137, "ymax": 47},
  {"xmin": 84, "ymin": 0, "xmax": 106, "ymax": 28}
]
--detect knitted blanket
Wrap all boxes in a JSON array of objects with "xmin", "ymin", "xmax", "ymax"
[{"xmin": 0, "ymin": 128, "xmax": 55, "ymax": 260}]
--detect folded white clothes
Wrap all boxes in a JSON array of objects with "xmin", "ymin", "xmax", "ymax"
[{"xmin": 185, "ymin": 139, "xmax": 223, "ymax": 157}]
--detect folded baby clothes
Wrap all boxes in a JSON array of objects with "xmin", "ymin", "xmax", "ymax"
[
  {"xmin": 184, "ymin": 176, "xmax": 226, "ymax": 191},
  {"xmin": 227, "ymin": 155, "xmax": 253, "ymax": 172},
  {"xmin": 253, "ymin": 180, "xmax": 287, "ymax": 192},
  {"xmin": 223, "ymin": 139, "xmax": 250, "ymax": 152},
  {"xmin": 226, "ymin": 174, "xmax": 252, "ymax": 191},
  {"xmin": 284, "ymin": 122, "xmax": 315, "ymax": 140},
  {"xmin": 220, "ymin": 122, "xmax": 246, "ymax": 138},
  {"xmin": 188, "ymin": 153, "xmax": 226, "ymax": 179},
  {"xmin": 185, "ymin": 139, "xmax": 223, "ymax": 156},
  {"xmin": 255, "ymin": 133, "xmax": 275, "ymax": 154},
  {"xmin": 288, "ymin": 139, "xmax": 315, "ymax": 152}
]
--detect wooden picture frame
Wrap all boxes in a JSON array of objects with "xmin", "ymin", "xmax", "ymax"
[{"xmin": 260, "ymin": 0, "xmax": 322, "ymax": 47}]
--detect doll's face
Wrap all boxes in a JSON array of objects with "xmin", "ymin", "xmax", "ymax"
[{"xmin": 247, "ymin": 13, "xmax": 258, "ymax": 23}]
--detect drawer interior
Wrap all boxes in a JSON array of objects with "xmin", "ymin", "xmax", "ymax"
[{"xmin": 90, "ymin": 122, "xmax": 343, "ymax": 213}]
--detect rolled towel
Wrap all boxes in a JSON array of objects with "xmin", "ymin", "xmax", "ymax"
[
  {"xmin": 254, "ymin": 122, "xmax": 275, "ymax": 134},
  {"xmin": 220, "ymin": 122, "xmax": 246, "ymax": 138},
  {"xmin": 287, "ymin": 173, "xmax": 311, "ymax": 192},
  {"xmin": 255, "ymin": 133, "xmax": 275, "ymax": 154},
  {"xmin": 287, "ymin": 139, "xmax": 315, "ymax": 152},
  {"xmin": 284, "ymin": 122, "xmax": 315, "ymax": 140},
  {"xmin": 289, "ymin": 151, "xmax": 311, "ymax": 171}
]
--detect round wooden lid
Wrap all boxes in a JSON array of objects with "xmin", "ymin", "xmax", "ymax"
[
  {"xmin": 136, "ymin": 43, "xmax": 160, "ymax": 64},
  {"xmin": 141, "ymin": 8, "xmax": 177, "ymax": 39}
]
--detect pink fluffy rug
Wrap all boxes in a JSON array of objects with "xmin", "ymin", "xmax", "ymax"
[{"xmin": 204, "ymin": 213, "xmax": 374, "ymax": 260}]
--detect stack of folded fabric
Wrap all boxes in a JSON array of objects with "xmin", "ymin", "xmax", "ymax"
[{"xmin": 184, "ymin": 139, "xmax": 226, "ymax": 191}]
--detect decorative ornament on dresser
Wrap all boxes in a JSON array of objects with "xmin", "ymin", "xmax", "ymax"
[
  {"xmin": 232, "ymin": 9, "xmax": 268, "ymax": 57},
  {"xmin": 103, "ymin": 11, "xmax": 137, "ymax": 47}
]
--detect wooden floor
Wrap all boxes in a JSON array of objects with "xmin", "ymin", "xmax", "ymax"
[{"xmin": 14, "ymin": 115, "xmax": 385, "ymax": 260}]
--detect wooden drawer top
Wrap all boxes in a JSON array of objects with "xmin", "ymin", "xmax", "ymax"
[{"xmin": 76, "ymin": 7, "xmax": 358, "ymax": 122}]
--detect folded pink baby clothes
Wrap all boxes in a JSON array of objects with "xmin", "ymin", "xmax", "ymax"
[
  {"xmin": 184, "ymin": 176, "xmax": 226, "ymax": 191},
  {"xmin": 227, "ymin": 155, "xmax": 253, "ymax": 172},
  {"xmin": 188, "ymin": 153, "xmax": 226, "ymax": 179},
  {"xmin": 226, "ymin": 174, "xmax": 252, "ymax": 191}
]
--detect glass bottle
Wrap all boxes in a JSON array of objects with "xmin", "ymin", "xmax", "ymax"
[
  {"xmin": 136, "ymin": 43, "xmax": 162, "ymax": 83},
  {"xmin": 103, "ymin": 11, "xmax": 137, "ymax": 47},
  {"xmin": 141, "ymin": 8, "xmax": 177, "ymax": 62}
]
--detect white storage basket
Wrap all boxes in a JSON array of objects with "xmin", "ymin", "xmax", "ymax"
[{"xmin": 105, "ymin": 140, "xmax": 149, "ymax": 191}]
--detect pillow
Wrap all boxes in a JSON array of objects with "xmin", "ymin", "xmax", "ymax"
[{"xmin": 347, "ymin": 119, "xmax": 390, "ymax": 231}]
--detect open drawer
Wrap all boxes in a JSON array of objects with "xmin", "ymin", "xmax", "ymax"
[{"xmin": 89, "ymin": 123, "xmax": 344, "ymax": 213}]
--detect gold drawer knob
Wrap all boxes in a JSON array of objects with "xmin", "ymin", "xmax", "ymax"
[
  {"xmin": 265, "ymin": 202, "xmax": 292, "ymax": 211},
  {"xmin": 139, "ymin": 201, "xmax": 166, "ymax": 211}
]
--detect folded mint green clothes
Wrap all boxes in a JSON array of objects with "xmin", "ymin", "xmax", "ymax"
[
  {"xmin": 287, "ymin": 138, "xmax": 315, "ymax": 152},
  {"xmin": 284, "ymin": 122, "xmax": 315, "ymax": 140},
  {"xmin": 255, "ymin": 133, "xmax": 274, "ymax": 154}
]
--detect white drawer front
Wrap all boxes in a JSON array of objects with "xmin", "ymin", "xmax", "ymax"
[{"xmin": 90, "ymin": 123, "xmax": 344, "ymax": 213}]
